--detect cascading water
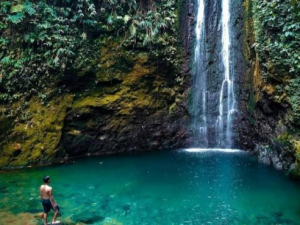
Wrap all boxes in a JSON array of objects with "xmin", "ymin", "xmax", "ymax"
[
  {"xmin": 191, "ymin": 0, "xmax": 207, "ymax": 147},
  {"xmin": 216, "ymin": 0, "xmax": 236, "ymax": 147},
  {"xmin": 191, "ymin": 0, "xmax": 237, "ymax": 148}
]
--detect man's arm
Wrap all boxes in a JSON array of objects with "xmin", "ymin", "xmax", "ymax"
[
  {"xmin": 40, "ymin": 186, "xmax": 43, "ymax": 199},
  {"xmin": 49, "ymin": 188, "xmax": 56, "ymax": 205}
]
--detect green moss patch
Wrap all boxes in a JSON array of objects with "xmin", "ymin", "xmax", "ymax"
[{"xmin": 0, "ymin": 95, "xmax": 73, "ymax": 168}]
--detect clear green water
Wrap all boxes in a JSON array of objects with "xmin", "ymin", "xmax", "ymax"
[{"xmin": 0, "ymin": 150, "xmax": 300, "ymax": 225}]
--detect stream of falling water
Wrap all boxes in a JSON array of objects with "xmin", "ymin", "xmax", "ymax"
[
  {"xmin": 191, "ymin": 0, "xmax": 236, "ymax": 148},
  {"xmin": 191, "ymin": 0, "xmax": 207, "ymax": 146},
  {"xmin": 216, "ymin": 0, "xmax": 236, "ymax": 147}
]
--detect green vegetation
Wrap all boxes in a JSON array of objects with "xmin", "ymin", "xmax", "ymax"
[
  {"xmin": 253, "ymin": 0, "xmax": 300, "ymax": 80},
  {"xmin": 251, "ymin": 0, "xmax": 300, "ymax": 177},
  {"xmin": 253, "ymin": 0, "xmax": 300, "ymax": 122},
  {"xmin": 0, "ymin": 0, "xmax": 180, "ymax": 102}
]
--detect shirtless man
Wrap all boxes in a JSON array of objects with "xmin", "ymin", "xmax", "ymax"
[{"xmin": 40, "ymin": 176, "xmax": 59, "ymax": 225}]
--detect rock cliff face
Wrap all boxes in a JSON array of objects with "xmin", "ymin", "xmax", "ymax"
[
  {"xmin": 239, "ymin": 0, "xmax": 300, "ymax": 178},
  {"xmin": 0, "ymin": 1, "xmax": 193, "ymax": 169},
  {"xmin": 61, "ymin": 47, "xmax": 189, "ymax": 157},
  {"xmin": 0, "ymin": 95, "xmax": 73, "ymax": 167},
  {"xmin": 0, "ymin": 44, "xmax": 190, "ymax": 168}
]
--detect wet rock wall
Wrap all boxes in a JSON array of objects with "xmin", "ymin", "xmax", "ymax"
[{"xmin": 238, "ymin": 0, "xmax": 300, "ymax": 178}]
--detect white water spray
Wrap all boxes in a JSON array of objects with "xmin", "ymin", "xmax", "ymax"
[{"xmin": 184, "ymin": 148, "xmax": 241, "ymax": 153}]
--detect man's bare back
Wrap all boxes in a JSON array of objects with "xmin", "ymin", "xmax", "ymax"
[{"xmin": 40, "ymin": 184, "xmax": 52, "ymax": 200}]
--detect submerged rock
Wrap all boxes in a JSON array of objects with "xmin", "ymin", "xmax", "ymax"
[
  {"xmin": 71, "ymin": 212, "xmax": 104, "ymax": 224},
  {"xmin": 0, "ymin": 211, "xmax": 39, "ymax": 225},
  {"xmin": 123, "ymin": 203, "xmax": 131, "ymax": 214}
]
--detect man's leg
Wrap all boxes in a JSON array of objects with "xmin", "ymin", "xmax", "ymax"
[
  {"xmin": 52, "ymin": 209, "xmax": 58, "ymax": 223},
  {"xmin": 43, "ymin": 212, "xmax": 48, "ymax": 225}
]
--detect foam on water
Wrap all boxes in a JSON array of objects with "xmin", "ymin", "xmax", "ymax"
[{"xmin": 184, "ymin": 148, "xmax": 241, "ymax": 153}]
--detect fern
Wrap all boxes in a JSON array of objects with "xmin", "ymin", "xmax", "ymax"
[
  {"xmin": 6, "ymin": 13, "xmax": 24, "ymax": 24},
  {"xmin": 0, "ymin": 1, "xmax": 12, "ymax": 14},
  {"xmin": 1, "ymin": 56, "xmax": 11, "ymax": 65},
  {"xmin": 0, "ymin": 38, "xmax": 9, "ymax": 45},
  {"xmin": 83, "ymin": 19, "xmax": 95, "ymax": 26},
  {"xmin": 0, "ymin": 22, "xmax": 8, "ymax": 30},
  {"xmin": 23, "ymin": 2, "xmax": 36, "ymax": 16},
  {"xmin": 37, "ymin": 22, "xmax": 51, "ymax": 30}
]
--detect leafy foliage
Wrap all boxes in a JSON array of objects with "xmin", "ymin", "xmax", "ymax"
[
  {"xmin": 253, "ymin": 0, "xmax": 300, "ymax": 122},
  {"xmin": 253, "ymin": 0, "xmax": 300, "ymax": 80},
  {"xmin": 0, "ymin": 0, "xmax": 97, "ymax": 101},
  {"xmin": 0, "ymin": 0, "xmax": 180, "ymax": 102}
]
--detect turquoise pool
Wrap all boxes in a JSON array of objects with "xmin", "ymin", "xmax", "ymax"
[{"xmin": 0, "ymin": 149, "xmax": 300, "ymax": 224}]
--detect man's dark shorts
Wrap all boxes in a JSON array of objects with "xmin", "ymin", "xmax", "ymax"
[{"xmin": 41, "ymin": 199, "xmax": 59, "ymax": 213}]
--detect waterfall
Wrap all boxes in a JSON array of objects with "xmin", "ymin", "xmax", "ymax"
[
  {"xmin": 216, "ymin": 0, "xmax": 236, "ymax": 147},
  {"xmin": 191, "ymin": 0, "xmax": 208, "ymax": 147},
  {"xmin": 191, "ymin": 0, "xmax": 236, "ymax": 148}
]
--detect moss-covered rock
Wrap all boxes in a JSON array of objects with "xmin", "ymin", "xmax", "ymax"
[
  {"xmin": 0, "ymin": 32, "xmax": 189, "ymax": 168},
  {"xmin": 0, "ymin": 95, "xmax": 73, "ymax": 168},
  {"xmin": 62, "ymin": 46, "xmax": 189, "ymax": 157},
  {"xmin": 288, "ymin": 140, "xmax": 300, "ymax": 179},
  {"xmin": 0, "ymin": 0, "xmax": 190, "ymax": 169},
  {"xmin": 0, "ymin": 211, "xmax": 39, "ymax": 225},
  {"xmin": 239, "ymin": 0, "xmax": 300, "ymax": 178}
]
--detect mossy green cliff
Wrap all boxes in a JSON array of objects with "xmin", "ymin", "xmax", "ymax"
[
  {"xmin": 0, "ymin": 95, "xmax": 72, "ymax": 168},
  {"xmin": 0, "ymin": 0, "xmax": 191, "ymax": 168},
  {"xmin": 61, "ymin": 41, "xmax": 189, "ymax": 157},
  {"xmin": 240, "ymin": 0, "xmax": 300, "ymax": 178}
]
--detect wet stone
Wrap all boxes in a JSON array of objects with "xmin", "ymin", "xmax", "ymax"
[
  {"xmin": 71, "ymin": 212, "xmax": 104, "ymax": 224},
  {"xmin": 123, "ymin": 204, "xmax": 131, "ymax": 212},
  {"xmin": 274, "ymin": 211, "xmax": 283, "ymax": 218}
]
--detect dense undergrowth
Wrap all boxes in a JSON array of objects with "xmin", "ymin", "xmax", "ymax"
[
  {"xmin": 251, "ymin": 0, "xmax": 300, "ymax": 177},
  {"xmin": 0, "ymin": 0, "xmax": 181, "ymax": 102},
  {"xmin": 253, "ymin": 0, "xmax": 300, "ymax": 122}
]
